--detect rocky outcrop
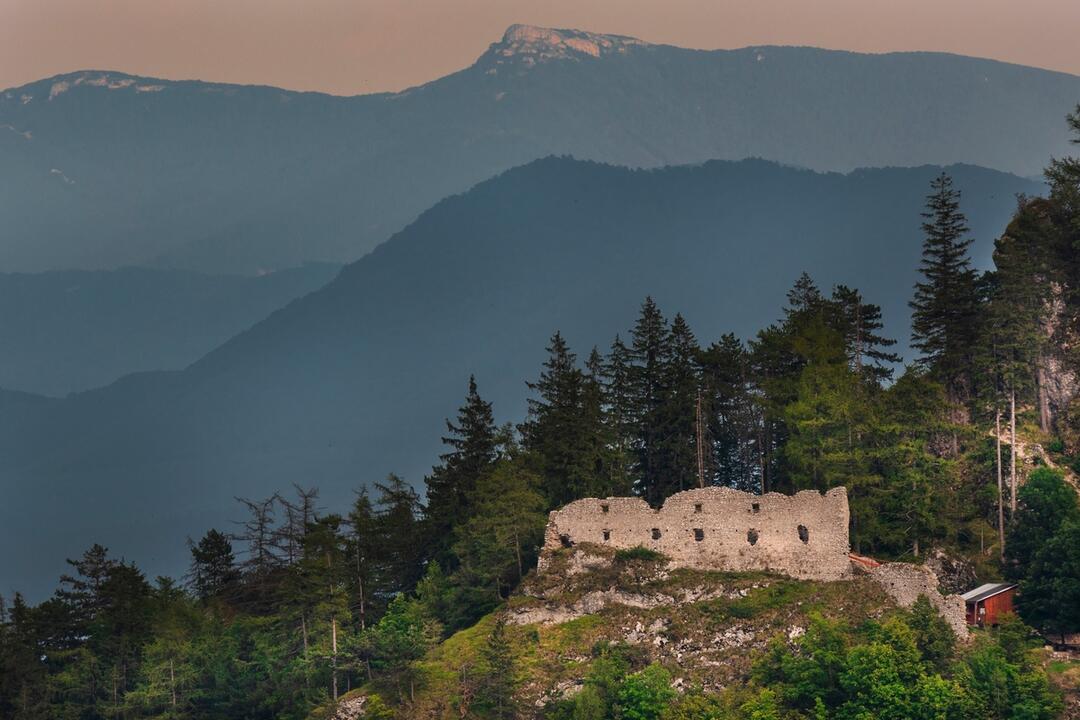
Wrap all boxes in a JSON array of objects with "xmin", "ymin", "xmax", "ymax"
[
  {"xmin": 480, "ymin": 24, "xmax": 647, "ymax": 69},
  {"xmin": 326, "ymin": 693, "xmax": 368, "ymax": 720},
  {"xmin": 924, "ymin": 548, "xmax": 978, "ymax": 596},
  {"xmin": 508, "ymin": 584, "xmax": 749, "ymax": 626}
]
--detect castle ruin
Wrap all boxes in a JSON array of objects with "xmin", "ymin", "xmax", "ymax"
[
  {"xmin": 541, "ymin": 486, "xmax": 852, "ymax": 581},
  {"xmin": 538, "ymin": 485, "xmax": 968, "ymax": 636}
]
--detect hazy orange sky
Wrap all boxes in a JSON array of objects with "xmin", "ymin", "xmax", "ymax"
[{"xmin": 3, "ymin": 0, "xmax": 1080, "ymax": 95}]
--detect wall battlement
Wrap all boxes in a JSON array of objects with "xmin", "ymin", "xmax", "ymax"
[{"xmin": 541, "ymin": 486, "xmax": 852, "ymax": 581}]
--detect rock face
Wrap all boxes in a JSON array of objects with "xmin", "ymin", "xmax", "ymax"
[
  {"xmin": 540, "ymin": 487, "xmax": 852, "ymax": 581},
  {"xmin": 327, "ymin": 693, "xmax": 367, "ymax": 720},
  {"xmin": 482, "ymin": 24, "xmax": 647, "ymax": 68},
  {"xmin": 924, "ymin": 548, "xmax": 978, "ymax": 596}
]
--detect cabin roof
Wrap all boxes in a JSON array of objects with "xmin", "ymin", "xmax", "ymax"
[{"xmin": 961, "ymin": 582, "xmax": 1016, "ymax": 604}]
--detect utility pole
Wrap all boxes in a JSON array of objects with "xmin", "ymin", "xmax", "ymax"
[
  {"xmin": 1010, "ymin": 389, "xmax": 1017, "ymax": 515},
  {"xmin": 331, "ymin": 616, "xmax": 338, "ymax": 701},
  {"xmin": 696, "ymin": 389, "xmax": 705, "ymax": 488},
  {"xmin": 996, "ymin": 408, "xmax": 1005, "ymax": 560}
]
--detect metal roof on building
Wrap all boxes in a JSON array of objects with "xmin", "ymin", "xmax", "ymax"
[{"xmin": 960, "ymin": 583, "xmax": 1016, "ymax": 603}]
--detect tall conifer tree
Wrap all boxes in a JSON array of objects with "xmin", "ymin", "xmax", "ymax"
[
  {"xmin": 604, "ymin": 335, "xmax": 637, "ymax": 494},
  {"xmin": 909, "ymin": 173, "xmax": 979, "ymax": 406},
  {"xmin": 660, "ymin": 313, "xmax": 702, "ymax": 497},
  {"xmin": 628, "ymin": 297, "xmax": 670, "ymax": 504},
  {"xmin": 423, "ymin": 376, "xmax": 497, "ymax": 566},
  {"xmin": 520, "ymin": 333, "xmax": 590, "ymax": 505}
]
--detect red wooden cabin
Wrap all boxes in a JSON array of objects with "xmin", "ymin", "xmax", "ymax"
[{"xmin": 961, "ymin": 583, "xmax": 1017, "ymax": 627}]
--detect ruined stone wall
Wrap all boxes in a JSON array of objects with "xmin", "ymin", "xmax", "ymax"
[
  {"xmin": 867, "ymin": 562, "xmax": 968, "ymax": 637},
  {"xmin": 541, "ymin": 487, "xmax": 851, "ymax": 581}
]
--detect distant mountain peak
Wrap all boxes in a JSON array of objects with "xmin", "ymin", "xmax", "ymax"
[
  {"xmin": 50, "ymin": 72, "xmax": 167, "ymax": 100},
  {"xmin": 2, "ymin": 71, "xmax": 167, "ymax": 104},
  {"xmin": 479, "ymin": 24, "xmax": 648, "ymax": 69}
]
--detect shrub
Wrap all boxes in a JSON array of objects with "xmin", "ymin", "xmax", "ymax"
[
  {"xmin": 614, "ymin": 546, "xmax": 665, "ymax": 563},
  {"xmin": 616, "ymin": 664, "xmax": 676, "ymax": 720}
]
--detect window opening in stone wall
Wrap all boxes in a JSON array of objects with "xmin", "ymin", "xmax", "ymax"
[
  {"xmin": 603, "ymin": 530, "xmax": 611, "ymax": 542},
  {"xmin": 651, "ymin": 528, "xmax": 661, "ymax": 540},
  {"xmin": 601, "ymin": 503, "xmax": 609, "ymax": 513},
  {"xmin": 751, "ymin": 502, "xmax": 760, "ymax": 514},
  {"xmin": 559, "ymin": 534, "xmax": 574, "ymax": 548},
  {"xmin": 694, "ymin": 503, "xmax": 703, "ymax": 513},
  {"xmin": 798, "ymin": 525, "xmax": 809, "ymax": 543},
  {"xmin": 747, "ymin": 529, "xmax": 759, "ymax": 545},
  {"xmin": 694, "ymin": 528, "xmax": 704, "ymax": 541}
]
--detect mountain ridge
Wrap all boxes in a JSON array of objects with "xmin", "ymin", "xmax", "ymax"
[
  {"xmin": 10, "ymin": 24, "xmax": 1080, "ymax": 99},
  {"xmin": 0, "ymin": 263, "xmax": 340, "ymax": 396},
  {"xmin": 2, "ymin": 27, "xmax": 1078, "ymax": 273}
]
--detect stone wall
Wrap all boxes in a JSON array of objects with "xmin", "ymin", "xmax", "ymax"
[
  {"xmin": 866, "ymin": 562, "xmax": 968, "ymax": 637},
  {"xmin": 541, "ymin": 486, "xmax": 852, "ymax": 581}
]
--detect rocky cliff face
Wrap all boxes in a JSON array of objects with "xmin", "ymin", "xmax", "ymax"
[{"xmin": 479, "ymin": 24, "xmax": 648, "ymax": 70}]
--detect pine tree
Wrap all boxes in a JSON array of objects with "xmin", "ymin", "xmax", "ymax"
[
  {"xmin": 604, "ymin": 335, "xmax": 637, "ymax": 495},
  {"xmin": 628, "ymin": 297, "xmax": 671, "ymax": 504},
  {"xmin": 786, "ymin": 272, "xmax": 825, "ymax": 319},
  {"xmin": 451, "ymin": 458, "xmax": 546, "ymax": 616},
  {"xmin": 234, "ymin": 495, "xmax": 283, "ymax": 594},
  {"xmin": 275, "ymin": 485, "xmax": 320, "ymax": 564},
  {"xmin": 472, "ymin": 617, "xmax": 517, "ymax": 719},
  {"xmin": 519, "ymin": 332, "xmax": 595, "ymax": 505},
  {"xmin": 57, "ymin": 544, "xmax": 118, "ymax": 629},
  {"xmin": 373, "ymin": 475, "xmax": 425, "ymax": 599},
  {"xmin": 1045, "ymin": 105, "xmax": 1080, "ymax": 190},
  {"xmin": 909, "ymin": 173, "xmax": 979, "ymax": 407},
  {"xmin": 188, "ymin": 529, "xmax": 237, "ymax": 602},
  {"xmin": 423, "ymin": 376, "xmax": 497, "ymax": 566},
  {"xmin": 782, "ymin": 320, "xmax": 871, "ymax": 493},
  {"xmin": 658, "ymin": 313, "xmax": 701, "ymax": 497},
  {"xmin": 830, "ymin": 284, "xmax": 902, "ymax": 382},
  {"xmin": 347, "ymin": 490, "xmax": 377, "ymax": 631},
  {"xmin": 583, "ymin": 347, "xmax": 623, "ymax": 497},
  {"xmin": 700, "ymin": 334, "xmax": 760, "ymax": 491}
]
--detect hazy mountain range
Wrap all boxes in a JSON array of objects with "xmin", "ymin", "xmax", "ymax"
[
  {"xmin": 0, "ymin": 264, "xmax": 338, "ymax": 396},
  {"xmin": 2, "ymin": 24, "xmax": 1078, "ymax": 273},
  {"xmin": 0, "ymin": 156, "xmax": 1043, "ymax": 596}
]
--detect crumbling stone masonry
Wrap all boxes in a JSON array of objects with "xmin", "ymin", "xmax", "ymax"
[
  {"xmin": 538, "ymin": 486, "xmax": 969, "ymax": 637},
  {"xmin": 863, "ymin": 561, "xmax": 969, "ymax": 637},
  {"xmin": 540, "ymin": 486, "xmax": 852, "ymax": 581}
]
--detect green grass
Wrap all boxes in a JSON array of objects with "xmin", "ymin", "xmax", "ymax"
[{"xmin": 614, "ymin": 546, "xmax": 667, "ymax": 563}]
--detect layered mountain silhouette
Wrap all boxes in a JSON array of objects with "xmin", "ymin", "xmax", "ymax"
[
  {"xmin": 2, "ymin": 25, "xmax": 1078, "ymax": 272},
  {"xmin": 0, "ymin": 156, "xmax": 1042, "ymax": 597},
  {"xmin": 0, "ymin": 263, "xmax": 338, "ymax": 396}
]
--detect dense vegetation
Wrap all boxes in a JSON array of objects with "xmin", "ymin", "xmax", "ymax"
[
  {"xmin": 2, "ymin": 110, "xmax": 1079, "ymax": 718},
  {"xmin": 541, "ymin": 604, "xmax": 1061, "ymax": 720}
]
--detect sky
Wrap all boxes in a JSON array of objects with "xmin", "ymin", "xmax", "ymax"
[{"xmin": 3, "ymin": 0, "xmax": 1080, "ymax": 95}]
